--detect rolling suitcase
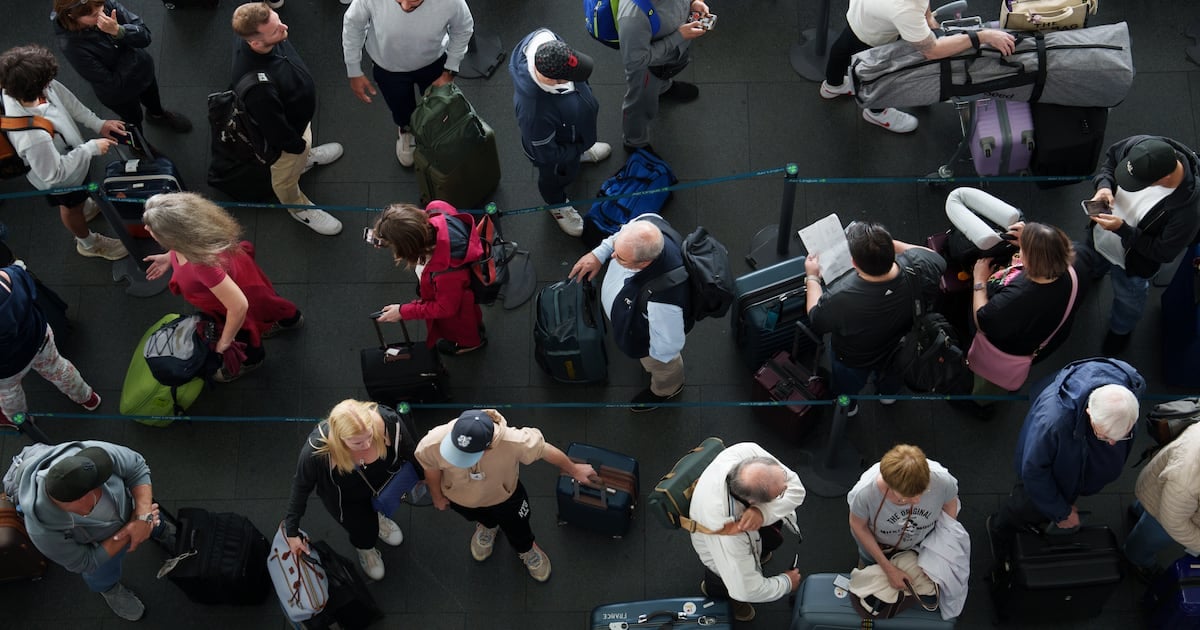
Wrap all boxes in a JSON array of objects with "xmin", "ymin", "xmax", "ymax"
[
  {"xmin": 791, "ymin": 573, "xmax": 955, "ymax": 629},
  {"xmin": 556, "ymin": 442, "xmax": 639, "ymax": 538},
  {"xmin": 990, "ymin": 525, "xmax": 1121, "ymax": 622},
  {"xmin": 1161, "ymin": 245, "xmax": 1200, "ymax": 387},
  {"xmin": 1030, "ymin": 104, "xmax": 1108, "ymax": 188},
  {"xmin": 161, "ymin": 507, "xmax": 272, "ymax": 606},
  {"xmin": 303, "ymin": 540, "xmax": 383, "ymax": 630},
  {"xmin": 103, "ymin": 126, "xmax": 184, "ymax": 237},
  {"xmin": 591, "ymin": 597, "xmax": 733, "ymax": 630},
  {"xmin": 753, "ymin": 320, "xmax": 830, "ymax": 442},
  {"xmin": 731, "ymin": 255, "xmax": 815, "ymax": 372},
  {"xmin": 1144, "ymin": 554, "xmax": 1200, "ymax": 629},
  {"xmin": 969, "ymin": 99, "xmax": 1035, "ymax": 176},
  {"xmin": 0, "ymin": 496, "xmax": 48, "ymax": 583},
  {"xmin": 411, "ymin": 83, "xmax": 500, "ymax": 209},
  {"xmin": 360, "ymin": 315, "xmax": 447, "ymax": 406},
  {"xmin": 533, "ymin": 280, "xmax": 608, "ymax": 383}
]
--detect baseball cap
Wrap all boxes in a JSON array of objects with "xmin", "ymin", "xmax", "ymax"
[
  {"xmin": 439, "ymin": 410, "xmax": 495, "ymax": 468},
  {"xmin": 1116, "ymin": 139, "xmax": 1177, "ymax": 192},
  {"xmin": 45, "ymin": 447, "xmax": 113, "ymax": 502},
  {"xmin": 534, "ymin": 40, "xmax": 594, "ymax": 83}
]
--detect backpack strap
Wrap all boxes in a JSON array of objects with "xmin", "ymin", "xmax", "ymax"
[
  {"xmin": 628, "ymin": 0, "xmax": 662, "ymax": 36},
  {"xmin": 0, "ymin": 114, "xmax": 55, "ymax": 137},
  {"xmin": 233, "ymin": 71, "xmax": 273, "ymax": 100}
]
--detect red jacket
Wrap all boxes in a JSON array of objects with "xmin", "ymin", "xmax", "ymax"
[{"xmin": 398, "ymin": 201, "xmax": 485, "ymax": 347}]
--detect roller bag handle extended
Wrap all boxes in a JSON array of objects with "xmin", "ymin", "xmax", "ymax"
[{"xmin": 371, "ymin": 312, "xmax": 417, "ymax": 362}]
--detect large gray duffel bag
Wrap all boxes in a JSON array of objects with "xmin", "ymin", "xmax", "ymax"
[{"xmin": 850, "ymin": 22, "xmax": 1133, "ymax": 110}]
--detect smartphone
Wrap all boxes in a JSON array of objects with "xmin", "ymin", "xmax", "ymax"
[
  {"xmin": 363, "ymin": 227, "xmax": 383, "ymax": 247},
  {"xmin": 1081, "ymin": 200, "xmax": 1109, "ymax": 216}
]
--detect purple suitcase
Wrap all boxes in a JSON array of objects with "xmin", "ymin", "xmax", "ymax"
[{"xmin": 970, "ymin": 99, "xmax": 1035, "ymax": 176}]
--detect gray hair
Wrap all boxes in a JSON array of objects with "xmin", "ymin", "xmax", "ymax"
[
  {"xmin": 615, "ymin": 220, "xmax": 664, "ymax": 263},
  {"xmin": 1087, "ymin": 384, "xmax": 1139, "ymax": 439},
  {"xmin": 727, "ymin": 456, "xmax": 783, "ymax": 505}
]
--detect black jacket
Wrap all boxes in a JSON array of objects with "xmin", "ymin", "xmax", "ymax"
[
  {"xmin": 230, "ymin": 38, "xmax": 316, "ymax": 155},
  {"xmin": 283, "ymin": 406, "xmax": 424, "ymax": 538},
  {"xmin": 1091, "ymin": 135, "xmax": 1200, "ymax": 278},
  {"xmin": 52, "ymin": 0, "xmax": 155, "ymax": 106}
]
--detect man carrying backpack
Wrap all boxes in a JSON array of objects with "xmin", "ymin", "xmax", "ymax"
[{"xmin": 570, "ymin": 215, "xmax": 689, "ymax": 411}]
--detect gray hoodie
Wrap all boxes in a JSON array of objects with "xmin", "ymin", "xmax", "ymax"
[{"xmin": 4, "ymin": 441, "xmax": 151, "ymax": 575}]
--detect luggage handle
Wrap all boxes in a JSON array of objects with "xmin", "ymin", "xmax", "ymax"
[
  {"xmin": 370, "ymin": 312, "xmax": 415, "ymax": 360},
  {"xmin": 113, "ymin": 123, "xmax": 156, "ymax": 162}
]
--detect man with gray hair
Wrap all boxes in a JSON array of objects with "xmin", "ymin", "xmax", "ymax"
[
  {"xmin": 687, "ymin": 442, "xmax": 805, "ymax": 622},
  {"xmin": 988, "ymin": 358, "xmax": 1145, "ymax": 554},
  {"xmin": 569, "ymin": 215, "xmax": 689, "ymax": 411}
]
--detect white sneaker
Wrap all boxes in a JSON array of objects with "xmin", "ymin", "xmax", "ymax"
[
  {"xmin": 396, "ymin": 130, "xmax": 415, "ymax": 168},
  {"xmin": 303, "ymin": 143, "xmax": 343, "ymax": 173},
  {"xmin": 266, "ymin": 0, "xmax": 284, "ymax": 8},
  {"xmin": 356, "ymin": 547, "xmax": 385, "ymax": 581},
  {"xmin": 377, "ymin": 513, "xmax": 404, "ymax": 546},
  {"xmin": 580, "ymin": 142, "xmax": 612, "ymax": 163},
  {"xmin": 82, "ymin": 198, "xmax": 101, "ymax": 222},
  {"xmin": 550, "ymin": 203, "xmax": 584, "ymax": 237},
  {"xmin": 862, "ymin": 108, "xmax": 918, "ymax": 134},
  {"xmin": 819, "ymin": 78, "xmax": 854, "ymax": 99},
  {"xmin": 288, "ymin": 208, "xmax": 343, "ymax": 236},
  {"xmin": 76, "ymin": 234, "xmax": 129, "ymax": 260}
]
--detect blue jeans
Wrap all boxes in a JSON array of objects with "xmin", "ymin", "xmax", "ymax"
[
  {"xmin": 1123, "ymin": 500, "xmax": 1174, "ymax": 569},
  {"xmin": 1074, "ymin": 240, "xmax": 1152, "ymax": 335},
  {"xmin": 830, "ymin": 353, "xmax": 900, "ymax": 400},
  {"xmin": 82, "ymin": 519, "xmax": 166, "ymax": 593}
]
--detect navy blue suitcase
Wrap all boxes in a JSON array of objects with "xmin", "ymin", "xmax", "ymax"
[
  {"xmin": 533, "ymin": 280, "xmax": 608, "ymax": 383},
  {"xmin": 791, "ymin": 573, "xmax": 955, "ymax": 629},
  {"xmin": 103, "ymin": 129, "xmax": 184, "ymax": 237},
  {"xmin": 591, "ymin": 597, "xmax": 732, "ymax": 630},
  {"xmin": 731, "ymin": 255, "xmax": 816, "ymax": 372},
  {"xmin": 1161, "ymin": 246, "xmax": 1200, "ymax": 387},
  {"xmin": 1144, "ymin": 554, "xmax": 1200, "ymax": 629},
  {"xmin": 556, "ymin": 442, "xmax": 638, "ymax": 538}
]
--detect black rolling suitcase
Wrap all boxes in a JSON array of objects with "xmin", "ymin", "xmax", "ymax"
[
  {"xmin": 731, "ymin": 255, "xmax": 815, "ymax": 372},
  {"xmin": 161, "ymin": 507, "xmax": 272, "ymax": 605},
  {"xmin": 103, "ymin": 125, "xmax": 184, "ymax": 237},
  {"xmin": 1030, "ymin": 104, "xmax": 1109, "ymax": 189},
  {"xmin": 533, "ymin": 280, "xmax": 608, "ymax": 383},
  {"xmin": 591, "ymin": 597, "xmax": 733, "ymax": 630},
  {"xmin": 360, "ymin": 315, "xmax": 447, "ymax": 406},
  {"xmin": 302, "ymin": 541, "xmax": 383, "ymax": 630},
  {"xmin": 990, "ymin": 525, "xmax": 1122, "ymax": 622},
  {"xmin": 1161, "ymin": 245, "xmax": 1200, "ymax": 387},
  {"xmin": 556, "ymin": 443, "xmax": 639, "ymax": 538}
]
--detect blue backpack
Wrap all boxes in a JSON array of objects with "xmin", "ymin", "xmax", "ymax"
[
  {"xmin": 581, "ymin": 148, "xmax": 678, "ymax": 248},
  {"xmin": 583, "ymin": 0, "xmax": 662, "ymax": 49}
]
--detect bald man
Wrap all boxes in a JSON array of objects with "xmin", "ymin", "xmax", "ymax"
[{"xmin": 570, "ymin": 215, "xmax": 690, "ymax": 412}]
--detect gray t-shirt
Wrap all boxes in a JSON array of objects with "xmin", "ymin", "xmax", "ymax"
[{"xmin": 847, "ymin": 460, "xmax": 958, "ymax": 551}]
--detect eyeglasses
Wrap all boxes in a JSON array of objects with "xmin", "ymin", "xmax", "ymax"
[
  {"xmin": 1091, "ymin": 421, "xmax": 1135, "ymax": 443},
  {"xmin": 363, "ymin": 227, "xmax": 384, "ymax": 248}
]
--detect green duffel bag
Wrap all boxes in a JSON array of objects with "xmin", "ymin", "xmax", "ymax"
[
  {"xmin": 414, "ymin": 121, "xmax": 500, "ymax": 210},
  {"xmin": 119, "ymin": 313, "xmax": 205, "ymax": 426},
  {"xmin": 409, "ymin": 83, "xmax": 490, "ymax": 168},
  {"xmin": 646, "ymin": 437, "xmax": 725, "ymax": 534}
]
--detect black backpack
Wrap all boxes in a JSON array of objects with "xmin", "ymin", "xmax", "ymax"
[
  {"xmin": 1132, "ymin": 398, "xmax": 1200, "ymax": 467},
  {"xmin": 207, "ymin": 72, "xmax": 280, "ymax": 167},
  {"xmin": 637, "ymin": 215, "xmax": 736, "ymax": 327},
  {"xmin": 144, "ymin": 314, "xmax": 219, "ymax": 387},
  {"xmin": 888, "ymin": 267, "xmax": 969, "ymax": 393}
]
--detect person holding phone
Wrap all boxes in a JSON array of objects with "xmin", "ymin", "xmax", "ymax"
[{"xmin": 1073, "ymin": 135, "xmax": 1200, "ymax": 354}]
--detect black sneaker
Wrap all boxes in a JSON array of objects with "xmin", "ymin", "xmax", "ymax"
[
  {"xmin": 146, "ymin": 110, "xmax": 193, "ymax": 133},
  {"xmin": 630, "ymin": 385, "xmax": 683, "ymax": 413},
  {"xmin": 1101, "ymin": 330, "xmax": 1131, "ymax": 355},
  {"xmin": 661, "ymin": 81, "xmax": 699, "ymax": 103}
]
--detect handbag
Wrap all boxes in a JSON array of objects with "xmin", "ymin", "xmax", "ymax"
[
  {"xmin": 267, "ymin": 523, "xmax": 329, "ymax": 622},
  {"xmin": 849, "ymin": 550, "xmax": 940, "ymax": 619},
  {"xmin": 361, "ymin": 461, "xmax": 421, "ymax": 518},
  {"xmin": 967, "ymin": 267, "xmax": 1077, "ymax": 390},
  {"xmin": 1000, "ymin": 0, "xmax": 1097, "ymax": 32}
]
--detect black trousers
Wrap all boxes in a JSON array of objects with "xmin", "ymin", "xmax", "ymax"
[
  {"xmin": 702, "ymin": 521, "xmax": 784, "ymax": 601},
  {"xmin": 450, "ymin": 481, "xmax": 535, "ymax": 554},
  {"xmin": 823, "ymin": 26, "xmax": 883, "ymax": 113},
  {"xmin": 337, "ymin": 497, "xmax": 380, "ymax": 551},
  {"xmin": 535, "ymin": 159, "xmax": 580, "ymax": 205},
  {"xmin": 102, "ymin": 79, "xmax": 166, "ymax": 129}
]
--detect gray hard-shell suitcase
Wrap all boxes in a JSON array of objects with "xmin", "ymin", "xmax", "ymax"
[
  {"xmin": 731, "ymin": 255, "xmax": 816, "ymax": 372},
  {"xmin": 791, "ymin": 573, "xmax": 956, "ymax": 630}
]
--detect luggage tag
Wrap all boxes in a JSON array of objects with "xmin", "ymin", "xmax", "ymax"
[{"xmin": 156, "ymin": 550, "xmax": 197, "ymax": 578}]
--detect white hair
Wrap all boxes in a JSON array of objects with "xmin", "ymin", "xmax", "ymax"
[{"xmin": 1087, "ymin": 384, "xmax": 1139, "ymax": 438}]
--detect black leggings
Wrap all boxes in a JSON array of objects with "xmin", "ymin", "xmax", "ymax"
[
  {"xmin": 102, "ymin": 79, "xmax": 166, "ymax": 128},
  {"xmin": 824, "ymin": 26, "xmax": 883, "ymax": 113}
]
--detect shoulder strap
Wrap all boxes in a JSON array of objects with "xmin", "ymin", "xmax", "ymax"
[
  {"xmin": 233, "ymin": 71, "xmax": 272, "ymax": 99},
  {"xmin": 901, "ymin": 266, "xmax": 923, "ymax": 320},
  {"xmin": 1034, "ymin": 266, "xmax": 1078, "ymax": 356},
  {"xmin": 635, "ymin": 265, "xmax": 688, "ymax": 315},
  {"xmin": 0, "ymin": 115, "xmax": 54, "ymax": 137},
  {"xmin": 627, "ymin": 0, "xmax": 662, "ymax": 35}
]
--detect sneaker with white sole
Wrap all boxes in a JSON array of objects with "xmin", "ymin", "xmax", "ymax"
[
  {"xmin": 356, "ymin": 547, "xmax": 385, "ymax": 581},
  {"xmin": 288, "ymin": 208, "xmax": 343, "ymax": 235},
  {"xmin": 82, "ymin": 198, "xmax": 101, "ymax": 222},
  {"xmin": 81, "ymin": 392, "xmax": 101, "ymax": 411},
  {"xmin": 396, "ymin": 130, "xmax": 415, "ymax": 167},
  {"xmin": 819, "ymin": 78, "xmax": 854, "ymax": 99},
  {"xmin": 470, "ymin": 523, "xmax": 499, "ymax": 561},
  {"xmin": 100, "ymin": 583, "xmax": 146, "ymax": 621},
  {"xmin": 862, "ymin": 108, "xmax": 918, "ymax": 133},
  {"xmin": 518, "ymin": 543, "xmax": 552, "ymax": 582},
  {"xmin": 303, "ymin": 142, "xmax": 343, "ymax": 173},
  {"xmin": 580, "ymin": 142, "xmax": 612, "ymax": 163},
  {"xmin": 76, "ymin": 235, "xmax": 128, "ymax": 260},
  {"xmin": 549, "ymin": 203, "xmax": 584, "ymax": 237},
  {"xmin": 377, "ymin": 513, "xmax": 404, "ymax": 546}
]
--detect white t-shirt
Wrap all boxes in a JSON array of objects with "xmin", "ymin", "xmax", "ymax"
[
  {"xmin": 1093, "ymin": 184, "xmax": 1174, "ymax": 267},
  {"xmin": 847, "ymin": 460, "xmax": 958, "ymax": 551},
  {"xmin": 847, "ymin": 0, "xmax": 934, "ymax": 47}
]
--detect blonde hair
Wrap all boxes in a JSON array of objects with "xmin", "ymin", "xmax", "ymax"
[
  {"xmin": 142, "ymin": 192, "xmax": 242, "ymax": 268},
  {"xmin": 313, "ymin": 400, "xmax": 389, "ymax": 474},
  {"xmin": 231, "ymin": 2, "xmax": 272, "ymax": 38},
  {"xmin": 879, "ymin": 444, "xmax": 930, "ymax": 498}
]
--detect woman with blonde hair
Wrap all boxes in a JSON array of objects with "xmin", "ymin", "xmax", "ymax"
[
  {"xmin": 142, "ymin": 192, "xmax": 302, "ymax": 382},
  {"xmin": 283, "ymin": 399, "xmax": 424, "ymax": 581}
]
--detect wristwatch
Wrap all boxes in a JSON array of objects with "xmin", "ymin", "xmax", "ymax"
[
  {"xmin": 136, "ymin": 513, "xmax": 156, "ymax": 524},
  {"xmin": 973, "ymin": 282, "xmax": 986, "ymax": 291}
]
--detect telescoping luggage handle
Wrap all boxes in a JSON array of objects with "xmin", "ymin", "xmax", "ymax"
[
  {"xmin": 369, "ymin": 312, "xmax": 416, "ymax": 363},
  {"xmin": 114, "ymin": 123, "xmax": 158, "ymax": 167},
  {"xmin": 564, "ymin": 458, "xmax": 634, "ymax": 510}
]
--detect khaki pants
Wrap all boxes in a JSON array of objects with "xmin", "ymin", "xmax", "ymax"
[
  {"xmin": 639, "ymin": 354, "xmax": 684, "ymax": 396},
  {"xmin": 269, "ymin": 124, "xmax": 313, "ymax": 207}
]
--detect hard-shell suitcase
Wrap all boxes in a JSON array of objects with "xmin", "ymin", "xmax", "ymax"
[
  {"xmin": 360, "ymin": 316, "xmax": 447, "ymax": 406},
  {"xmin": 731, "ymin": 255, "xmax": 815, "ymax": 372},
  {"xmin": 302, "ymin": 540, "xmax": 383, "ymax": 630},
  {"xmin": 791, "ymin": 573, "xmax": 956, "ymax": 629},
  {"xmin": 533, "ymin": 280, "xmax": 608, "ymax": 383},
  {"xmin": 556, "ymin": 442, "xmax": 639, "ymax": 538},
  {"xmin": 1161, "ymin": 246, "xmax": 1200, "ymax": 387},
  {"xmin": 0, "ymin": 496, "xmax": 48, "ymax": 583},
  {"xmin": 969, "ymin": 99, "xmax": 1035, "ymax": 176},
  {"xmin": 1144, "ymin": 554, "xmax": 1200, "ymax": 629},
  {"xmin": 1030, "ymin": 103, "xmax": 1108, "ymax": 188},
  {"xmin": 591, "ymin": 597, "xmax": 733, "ymax": 630},
  {"xmin": 990, "ymin": 525, "xmax": 1121, "ymax": 622},
  {"xmin": 103, "ymin": 126, "xmax": 184, "ymax": 237},
  {"xmin": 163, "ymin": 507, "xmax": 272, "ymax": 606},
  {"xmin": 646, "ymin": 437, "xmax": 725, "ymax": 533}
]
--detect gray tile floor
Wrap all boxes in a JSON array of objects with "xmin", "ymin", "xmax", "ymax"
[{"xmin": 2, "ymin": 0, "xmax": 1199, "ymax": 628}]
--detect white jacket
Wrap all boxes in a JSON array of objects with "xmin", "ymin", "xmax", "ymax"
[
  {"xmin": 1136, "ymin": 423, "xmax": 1200, "ymax": 552},
  {"xmin": 689, "ymin": 442, "xmax": 806, "ymax": 603},
  {"xmin": 916, "ymin": 509, "xmax": 971, "ymax": 620},
  {"xmin": 1, "ymin": 80, "xmax": 104, "ymax": 190}
]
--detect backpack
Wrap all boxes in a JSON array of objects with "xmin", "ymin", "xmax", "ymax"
[
  {"xmin": 646, "ymin": 437, "xmax": 725, "ymax": 534},
  {"xmin": 144, "ymin": 313, "xmax": 219, "ymax": 386},
  {"xmin": 1131, "ymin": 398, "xmax": 1200, "ymax": 467},
  {"xmin": 637, "ymin": 215, "xmax": 736, "ymax": 326},
  {"xmin": 888, "ymin": 267, "xmax": 969, "ymax": 393},
  {"xmin": 582, "ymin": 148, "xmax": 678, "ymax": 248},
  {"xmin": 0, "ymin": 107, "xmax": 54, "ymax": 180},
  {"xmin": 583, "ymin": 0, "xmax": 662, "ymax": 49},
  {"xmin": 207, "ymin": 72, "xmax": 280, "ymax": 167},
  {"xmin": 430, "ymin": 211, "xmax": 515, "ymax": 306},
  {"xmin": 121, "ymin": 314, "xmax": 216, "ymax": 423}
]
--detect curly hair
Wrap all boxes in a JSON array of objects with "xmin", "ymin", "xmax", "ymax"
[
  {"xmin": 373, "ymin": 203, "xmax": 435, "ymax": 267},
  {"xmin": 142, "ymin": 192, "xmax": 243, "ymax": 268},
  {"xmin": 0, "ymin": 45, "xmax": 59, "ymax": 103}
]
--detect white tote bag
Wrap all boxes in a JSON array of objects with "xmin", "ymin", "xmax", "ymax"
[{"xmin": 267, "ymin": 523, "xmax": 329, "ymax": 622}]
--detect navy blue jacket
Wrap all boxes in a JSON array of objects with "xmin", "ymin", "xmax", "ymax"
[
  {"xmin": 52, "ymin": 0, "xmax": 155, "ymax": 106},
  {"xmin": 0, "ymin": 266, "xmax": 48, "ymax": 379},
  {"xmin": 610, "ymin": 237, "xmax": 689, "ymax": 358},
  {"xmin": 509, "ymin": 29, "xmax": 599, "ymax": 167},
  {"xmin": 1013, "ymin": 358, "xmax": 1146, "ymax": 522}
]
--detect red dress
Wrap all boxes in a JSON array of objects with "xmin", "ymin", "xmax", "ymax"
[
  {"xmin": 167, "ymin": 241, "xmax": 298, "ymax": 346},
  {"xmin": 397, "ymin": 202, "xmax": 485, "ymax": 348}
]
